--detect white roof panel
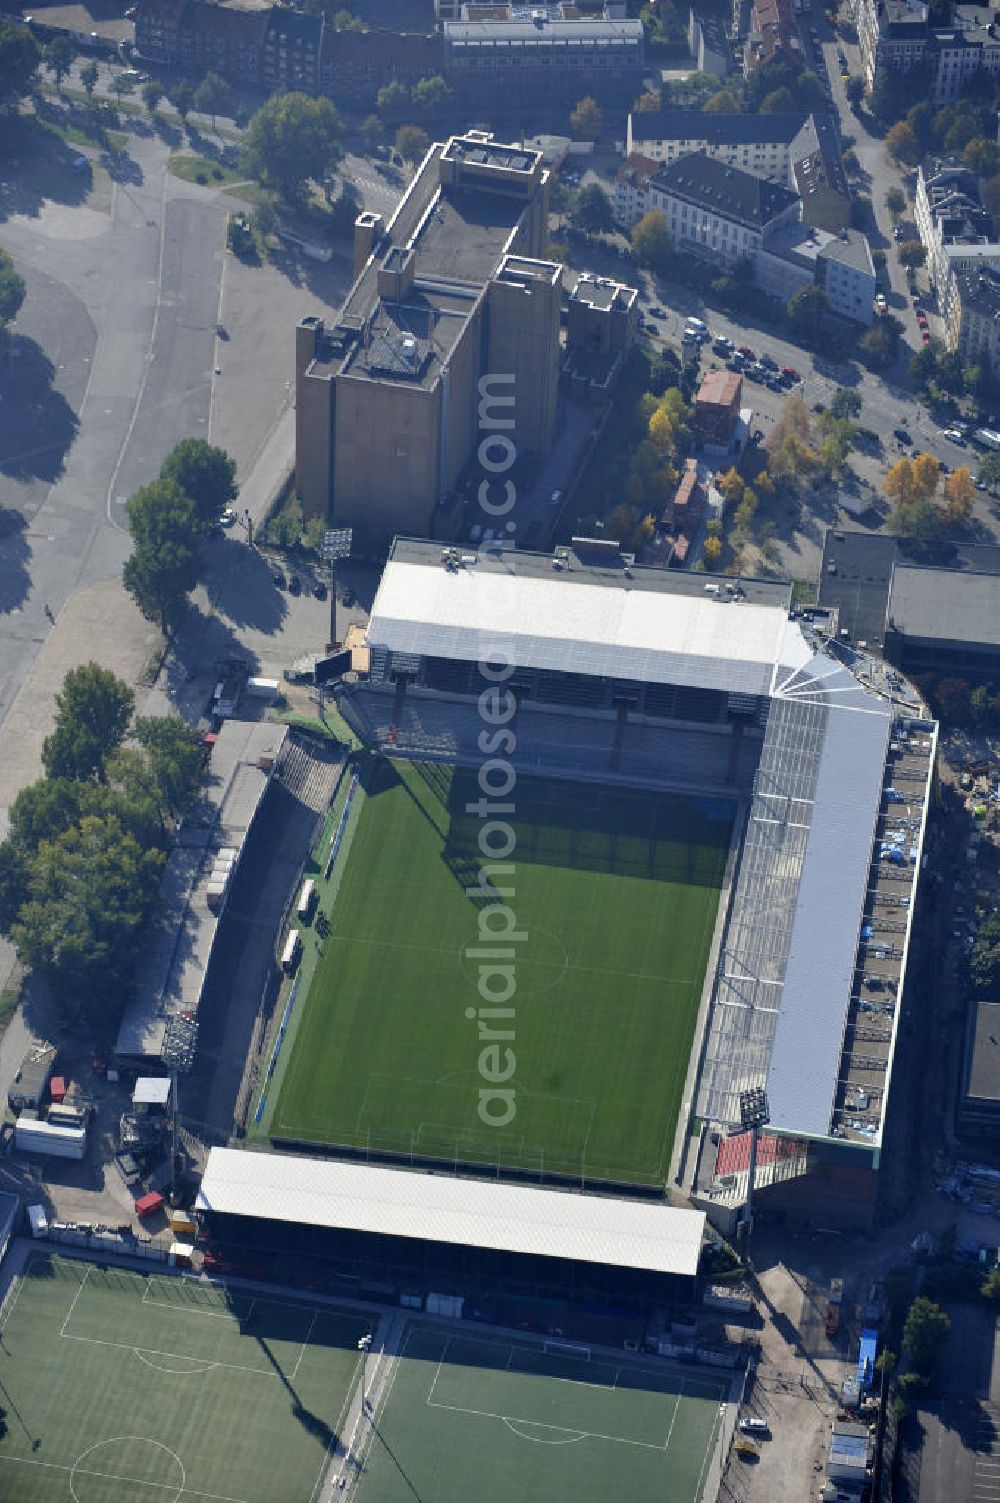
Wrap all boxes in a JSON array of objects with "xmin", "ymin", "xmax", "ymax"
[
  {"xmin": 196, "ymin": 1149, "xmax": 705, "ymax": 1278},
  {"xmin": 368, "ymin": 559, "xmax": 789, "ymax": 696}
]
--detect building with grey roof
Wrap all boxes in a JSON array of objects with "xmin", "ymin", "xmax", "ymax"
[
  {"xmin": 960, "ymin": 1000, "xmax": 1000, "ymax": 1135},
  {"xmin": 295, "ymin": 132, "xmax": 560, "ymax": 551},
  {"xmin": 442, "ymin": 13, "xmax": 643, "ymax": 93},
  {"xmin": 915, "ymin": 162, "xmax": 1000, "ymax": 336},
  {"xmin": 116, "ymin": 719, "xmax": 287, "ymax": 1066},
  {"xmin": 857, "ymin": 0, "xmax": 1000, "ymax": 98},
  {"xmin": 885, "ymin": 561, "xmax": 1000, "ymax": 670},
  {"xmin": 756, "ymin": 222, "xmax": 876, "ymax": 323},
  {"xmin": 649, "ymin": 153, "xmax": 801, "ymax": 264}
]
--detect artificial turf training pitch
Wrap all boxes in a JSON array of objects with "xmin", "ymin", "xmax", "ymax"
[
  {"xmin": 0, "ymin": 1253, "xmax": 371, "ymax": 1503},
  {"xmin": 354, "ymin": 1325, "xmax": 729, "ymax": 1503},
  {"xmin": 273, "ymin": 757, "xmax": 732, "ymax": 1185}
]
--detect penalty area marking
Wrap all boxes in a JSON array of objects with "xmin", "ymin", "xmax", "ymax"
[
  {"xmin": 132, "ymin": 1348, "xmax": 219, "ymax": 1375},
  {"xmin": 69, "ymin": 1437, "xmax": 186, "ymax": 1503},
  {"xmin": 502, "ymin": 1419, "xmax": 587, "ymax": 1445}
]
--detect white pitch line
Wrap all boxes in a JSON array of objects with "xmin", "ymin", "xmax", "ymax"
[{"xmin": 59, "ymin": 1265, "xmax": 92, "ymax": 1338}]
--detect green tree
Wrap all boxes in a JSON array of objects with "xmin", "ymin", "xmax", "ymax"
[
  {"xmin": 159, "ymin": 438, "xmax": 237, "ymax": 534},
  {"xmin": 0, "ymin": 247, "xmax": 25, "ymax": 344},
  {"xmin": 107, "ymin": 717, "xmax": 204, "ymax": 834},
  {"xmin": 376, "ymin": 80, "xmax": 410, "ymax": 121},
  {"xmin": 44, "ymin": 35, "xmax": 75, "ymax": 91},
  {"xmin": 830, "ymin": 387, "xmax": 863, "ymax": 422},
  {"xmin": 172, "ymin": 78, "xmax": 193, "ymax": 122},
  {"xmin": 110, "ymin": 70, "xmax": 136, "ymax": 106},
  {"xmin": 242, "ymin": 92, "xmax": 342, "ymax": 203},
  {"xmin": 10, "ymin": 815, "xmax": 164, "ymax": 1023},
  {"xmin": 141, "ymin": 78, "xmax": 165, "ymax": 115},
  {"xmin": 898, "ymin": 240, "xmax": 927, "ymax": 271},
  {"xmin": 860, "ymin": 315, "xmax": 902, "ymax": 368},
  {"xmin": 761, "ymin": 86, "xmax": 796, "ymax": 113},
  {"xmin": 902, "ymin": 1297, "xmax": 951, "ymax": 1379},
  {"xmin": 970, "ymin": 912, "xmax": 1000, "ymax": 998},
  {"xmin": 794, "ymin": 71, "xmax": 826, "ymax": 112},
  {"xmin": 0, "ymin": 19, "xmax": 40, "ymax": 109},
  {"xmin": 569, "ymin": 96, "xmax": 602, "ymax": 140},
  {"xmin": 193, "ymin": 70, "xmax": 231, "ymax": 134},
  {"xmin": 888, "ymin": 496, "xmax": 942, "ymax": 539},
  {"xmin": 411, "ymin": 74, "xmax": 452, "ymax": 114},
  {"xmin": 631, "ymin": 210, "xmax": 671, "ymax": 271},
  {"xmin": 703, "ymin": 89, "xmax": 738, "ymax": 113},
  {"xmin": 964, "ymin": 136, "xmax": 1000, "ymax": 176},
  {"xmin": 41, "ymin": 663, "xmax": 134, "ymax": 784},
  {"xmin": 885, "ymin": 186, "xmax": 906, "ymax": 219},
  {"xmin": 394, "ymin": 123, "xmax": 429, "ymax": 163},
  {"xmin": 845, "ymin": 75, "xmax": 865, "ymax": 108},
  {"xmin": 7, "ymin": 779, "xmax": 87, "ymax": 854},
  {"xmin": 80, "ymin": 58, "xmax": 99, "ymax": 96},
  {"xmin": 978, "ymin": 452, "xmax": 1000, "ymax": 492},
  {"xmin": 886, "ymin": 119, "xmax": 921, "ymax": 166},
  {"xmin": 971, "ymin": 683, "xmax": 993, "ymax": 724},
  {"xmin": 982, "ymin": 1268, "xmax": 1000, "ymax": 1305},
  {"xmin": 633, "ymin": 90, "xmax": 661, "ymax": 112},
  {"xmin": 570, "ymin": 182, "xmax": 613, "ymax": 235},
  {"xmin": 787, "ymin": 283, "xmax": 829, "ymax": 339},
  {"xmin": 361, "ymin": 113, "xmax": 382, "ymax": 150}
]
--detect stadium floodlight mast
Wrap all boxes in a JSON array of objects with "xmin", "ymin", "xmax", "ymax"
[
  {"xmin": 162, "ymin": 1013, "xmax": 199, "ymax": 1203},
  {"xmin": 357, "ymin": 1332, "xmax": 373, "ymax": 1414},
  {"xmin": 738, "ymin": 1086, "xmax": 770, "ymax": 1250},
  {"xmin": 322, "ymin": 527, "xmax": 352, "ymax": 650}
]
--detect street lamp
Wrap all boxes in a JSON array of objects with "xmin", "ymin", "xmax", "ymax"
[
  {"xmin": 357, "ymin": 1332, "xmax": 373, "ymax": 1413},
  {"xmin": 738, "ymin": 1086, "xmax": 770, "ymax": 1248},
  {"xmin": 322, "ymin": 527, "xmax": 352, "ymax": 653}
]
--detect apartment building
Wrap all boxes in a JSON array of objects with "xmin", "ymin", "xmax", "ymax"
[
  {"xmin": 622, "ymin": 110, "xmax": 849, "ymax": 230},
  {"xmin": 319, "ymin": 28, "xmax": 444, "ymax": 102},
  {"xmin": 295, "ymin": 134, "xmax": 561, "ymax": 550},
  {"xmin": 948, "ymin": 264, "xmax": 1000, "ymax": 369},
  {"xmin": 648, "ymin": 153, "xmax": 802, "ymax": 263},
  {"xmin": 857, "ymin": 0, "xmax": 1000, "ymax": 100},
  {"xmin": 613, "ymin": 153, "xmax": 660, "ymax": 224},
  {"xmin": 441, "ymin": 14, "xmax": 643, "ymax": 96},
  {"xmin": 756, "ymin": 221, "xmax": 877, "ymax": 322},
  {"xmin": 914, "ymin": 161, "xmax": 1000, "ymax": 341},
  {"xmin": 745, "ymin": 0, "xmax": 804, "ymax": 74},
  {"xmin": 856, "ymin": 0, "xmax": 929, "ymax": 92}
]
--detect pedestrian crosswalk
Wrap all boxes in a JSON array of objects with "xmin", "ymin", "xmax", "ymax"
[{"xmin": 974, "ymin": 1402, "xmax": 1000, "ymax": 1502}]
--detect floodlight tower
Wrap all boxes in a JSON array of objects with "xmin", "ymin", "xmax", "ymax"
[
  {"xmin": 738, "ymin": 1086, "xmax": 770, "ymax": 1247},
  {"xmin": 357, "ymin": 1332, "xmax": 373, "ymax": 1414},
  {"xmin": 322, "ymin": 527, "xmax": 352, "ymax": 653}
]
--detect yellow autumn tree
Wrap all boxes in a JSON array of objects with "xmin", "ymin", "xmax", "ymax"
[
  {"xmin": 703, "ymin": 535, "xmax": 723, "ymax": 567},
  {"xmin": 944, "ymin": 466, "xmax": 975, "ymax": 527},
  {"xmin": 912, "ymin": 451, "xmax": 941, "ymax": 500}
]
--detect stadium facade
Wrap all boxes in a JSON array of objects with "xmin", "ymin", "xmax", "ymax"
[{"xmin": 332, "ymin": 538, "xmax": 936, "ymax": 1226}]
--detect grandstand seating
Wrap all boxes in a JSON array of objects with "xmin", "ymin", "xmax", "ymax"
[{"xmin": 339, "ymin": 685, "xmax": 765, "ymax": 792}]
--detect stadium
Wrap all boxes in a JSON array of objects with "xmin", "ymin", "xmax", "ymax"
[{"xmin": 224, "ymin": 533, "xmax": 935, "ymax": 1295}]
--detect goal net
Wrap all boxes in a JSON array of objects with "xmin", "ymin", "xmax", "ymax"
[{"xmin": 543, "ymin": 1340, "xmax": 591, "ymax": 1361}]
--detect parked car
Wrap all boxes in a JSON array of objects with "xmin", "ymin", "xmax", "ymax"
[
  {"xmin": 220, "ymin": 507, "xmax": 236, "ymax": 527},
  {"xmin": 313, "ymin": 579, "xmax": 327, "ymax": 600},
  {"xmin": 893, "ymin": 427, "xmax": 912, "ymax": 445},
  {"xmin": 289, "ymin": 574, "xmax": 302, "ymax": 595},
  {"xmin": 759, "ymin": 353, "xmax": 778, "ymax": 371},
  {"xmin": 781, "ymin": 365, "xmax": 799, "ymax": 381},
  {"xmin": 737, "ymin": 345, "xmax": 755, "ymax": 359},
  {"xmin": 272, "ymin": 568, "xmax": 286, "ymax": 588},
  {"xmin": 943, "ymin": 428, "xmax": 967, "ymax": 445}
]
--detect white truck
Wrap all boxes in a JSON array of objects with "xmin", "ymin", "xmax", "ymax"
[{"xmin": 15, "ymin": 1118, "xmax": 86, "ymax": 1160}]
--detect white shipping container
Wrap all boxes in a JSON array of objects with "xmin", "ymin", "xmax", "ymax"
[
  {"xmin": 16, "ymin": 1119, "xmax": 86, "ymax": 1160},
  {"xmin": 281, "ymin": 930, "xmax": 302, "ymax": 973},
  {"xmin": 246, "ymin": 677, "xmax": 280, "ymax": 699},
  {"xmin": 297, "ymin": 879, "xmax": 316, "ymax": 921}
]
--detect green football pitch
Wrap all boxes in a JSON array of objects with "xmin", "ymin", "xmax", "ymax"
[
  {"xmin": 354, "ymin": 1325, "xmax": 729, "ymax": 1503},
  {"xmin": 0, "ymin": 1254, "xmax": 371, "ymax": 1503},
  {"xmin": 272, "ymin": 757, "xmax": 732, "ymax": 1185}
]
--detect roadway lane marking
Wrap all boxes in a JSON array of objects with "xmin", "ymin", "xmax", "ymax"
[{"xmin": 104, "ymin": 167, "xmax": 170, "ymax": 532}]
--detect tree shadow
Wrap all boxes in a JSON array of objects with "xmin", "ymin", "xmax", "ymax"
[
  {"xmin": 0, "ymin": 116, "xmax": 95, "ymax": 222},
  {"xmin": 0, "ymin": 507, "xmax": 30, "ymax": 614},
  {"xmin": 0, "ymin": 335, "xmax": 78, "ymax": 483},
  {"xmin": 100, "ymin": 149, "xmax": 144, "ymax": 187},
  {"xmin": 153, "ymin": 117, "xmax": 182, "ymax": 149},
  {"xmin": 200, "ymin": 538, "xmax": 288, "ymax": 634},
  {"xmin": 170, "ymin": 602, "xmax": 261, "ymax": 693}
]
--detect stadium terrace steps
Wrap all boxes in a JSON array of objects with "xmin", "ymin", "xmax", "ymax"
[{"xmin": 338, "ymin": 688, "xmax": 764, "ymax": 792}]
